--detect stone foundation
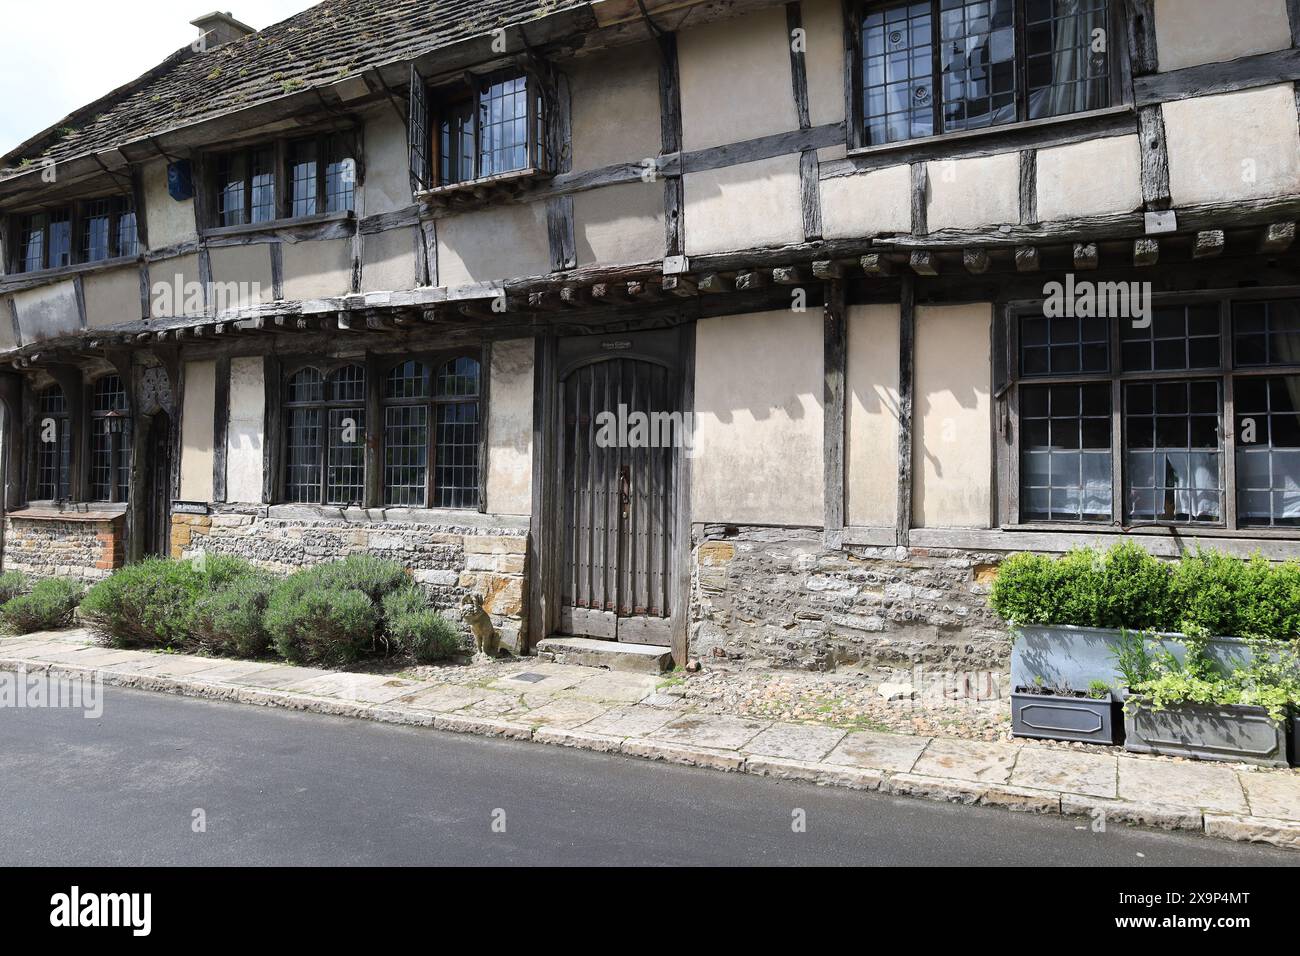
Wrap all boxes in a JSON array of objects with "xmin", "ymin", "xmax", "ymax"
[
  {"xmin": 2, "ymin": 509, "xmax": 125, "ymax": 580},
  {"xmin": 690, "ymin": 526, "xmax": 1009, "ymax": 675},
  {"xmin": 172, "ymin": 509, "xmax": 529, "ymax": 651}
]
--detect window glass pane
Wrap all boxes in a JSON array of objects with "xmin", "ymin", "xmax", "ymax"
[
  {"xmin": 250, "ymin": 148, "xmax": 276, "ymax": 223},
  {"xmin": 1124, "ymin": 380, "xmax": 1222, "ymax": 522},
  {"xmin": 1121, "ymin": 303, "xmax": 1220, "ymax": 372},
  {"xmin": 324, "ymin": 135, "xmax": 356, "ymax": 213},
  {"xmin": 1235, "ymin": 373, "xmax": 1300, "ymax": 526},
  {"xmin": 20, "ymin": 214, "xmax": 45, "ymax": 272},
  {"xmin": 286, "ymin": 367, "xmax": 323, "ymax": 404},
  {"xmin": 117, "ymin": 197, "xmax": 140, "ymax": 257},
  {"xmin": 289, "ymin": 139, "xmax": 318, "ymax": 218},
  {"xmin": 1024, "ymin": 0, "xmax": 1110, "ymax": 120},
  {"xmin": 35, "ymin": 386, "xmax": 70, "ymax": 500},
  {"xmin": 82, "ymin": 198, "xmax": 112, "ymax": 262},
  {"xmin": 478, "ymin": 76, "xmax": 530, "ymax": 176},
  {"xmin": 1234, "ymin": 299, "xmax": 1300, "ymax": 367},
  {"xmin": 1019, "ymin": 383, "xmax": 1111, "ymax": 521},
  {"xmin": 47, "ymin": 208, "xmax": 72, "ymax": 268},
  {"xmin": 439, "ymin": 100, "xmax": 476, "ymax": 185},
  {"xmin": 1019, "ymin": 311, "xmax": 1108, "ymax": 376},
  {"xmin": 939, "ymin": 0, "xmax": 1017, "ymax": 133},
  {"xmin": 327, "ymin": 407, "xmax": 365, "ymax": 506},
  {"xmin": 90, "ymin": 375, "xmax": 129, "ymax": 501},
  {"xmin": 435, "ymin": 356, "xmax": 479, "ymax": 398},
  {"xmin": 284, "ymin": 407, "xmax": 323, "ymax": 503},
  {"xmin": 385, "ymin": 360, "xmax": 429, "ymax": 400},
  {"xmin": 435, "ymin": 402, "xmax": 480, "ymax": 509},
  {"xmin": 862, "ymin": 1, "xmax": 934, "ymax": 145},
  {"xmin": 384, "ymin": 405, "xmax": 428, "ymax": 506},
  {"xmin": 218, "ymin": 153, "xmax": 247, "ymax": 226}
]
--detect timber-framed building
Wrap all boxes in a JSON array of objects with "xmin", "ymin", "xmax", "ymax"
[{"xmin": 3, "ymin": 0, "xmax": 1300, "ymax": 672}]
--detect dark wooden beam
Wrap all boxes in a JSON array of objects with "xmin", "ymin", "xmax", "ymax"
[
  {"xmin": 697, "ymin": 272, "xmax": 732, "ymax": 294},
  {"xmin": 1073, "ymin": 242, "xmax": 1099, "ymax": 270},
  {"xmin": 1014, "ymin": 246, "xmax": 1040, "ymax": 272},
  {"xmin": 211, "ymin": 356, "xmax": 229, "ymax": 504},
  {"xmin": 897, "ymin": 273, "xmax": 915, "ymax": 547},
  {"xmin": 909, "ymin": 250, "xmax": 939, "ymax": 276},
  {"xmin": 1260, "ymin": 221, "xmax": 1297, "ymax": 253},
  {"xmin": 859, "ymin": 253, "xmax": 894, "ymax": 276},
  {"xmin": 773, "ymin": 265, "xmax": 809, "ymax": 285},
  {"xmin": 734, "ymin": 270, "xmax": 768, "ymax": 292},
  {"xmin": 662, "ymin": 275, "xmax": 697, "ymax": 297},
  {"xmin": 1134, "ymin": 237, "xmax": 1160, "ymax": 267},
  {"xmin": 1194, "ymin": 229, "xmax": 1226, "ymax": 259},
  {"xmin": 812, "ymin": 259, "xmax": 846, "ymax": 280},
  {"xmin": 962, "ymin": 249, "xmax": 990, "ymax": 275}
]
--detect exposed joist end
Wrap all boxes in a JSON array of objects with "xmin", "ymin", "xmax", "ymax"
[
  {"xmin": 811, "ymin": 259, "xmax": 845, "ymax": 280},
  {"xmin": 1014, "ymin": 246, "xmax": 1040, "ymax": 272},
  {"xmin": 859, "ymin": 253, "xmax": 895, "ymax": 276},
  {"xmin": 697, "ymin": 272, "xmax": 732, "ymax": 294},
  {"xmin": 734, "ymin": 270, "xmax": 768, "ymax": 292},
  {"xmin": 1133, "ymin": 238, "xmax": 1160, "ymax": 267},
  {"xmin": 962, "ymin": 248, "xmax": 990, "ymax": 275},
  {"xmin": 528, "ymin": 291, "xmax": 558, "ymax": 311},
  {"xmin": 1259, "ymin": 221, "xmax": 1296, "ymax": 254},
  {"xmin": 590, "ymin": 282, "xmax": 628, "ymax": 304},
  {"xmin": 627, "ymin": 279, "xmax": 662, "ymax": 300},
  {"xmin": 559, "ymin": 285, "xmax": 590, "ymax": 308},
  {"xmin": 662, "ymin": 275, "xmax": 697, "ymax": 297},
  {"xmin": 772, "ymin": 265, "xmax": 809, "ymax": 285},
  {"xmin": 909, "ymin": 250, "xmax": 940, "ymax": 276},
  {"xmin": 1072, "ymin": 242, "xmax": 1099, "ymax": 270},
  {"xmin": 1194, "ymin": 230, "xmax": 1226, "ymax": 259}
]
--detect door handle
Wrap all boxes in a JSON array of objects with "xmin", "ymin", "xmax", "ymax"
[{"xmin": 619, "ymin": 465, "xmax": 630, "ymax": 519}]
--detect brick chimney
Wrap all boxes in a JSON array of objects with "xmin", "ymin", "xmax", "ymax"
[{"xmin": 190, "ymin": 11, "xmax": 255, "ymax": 49}]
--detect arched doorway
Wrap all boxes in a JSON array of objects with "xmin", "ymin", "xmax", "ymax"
[{"xmin": 142, "ymin": 411, "xmax": 172, "ymax": 558}]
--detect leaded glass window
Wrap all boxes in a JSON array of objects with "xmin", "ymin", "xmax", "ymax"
[
  {"xmin": 90, "ymin": 375, "xmax": 130, "ymax": 502},
  {"xmin": 34, "ymin": 385, "xmax": 71, "ymax": 501},
  {"xmin": 282, "ymin": 365, "xmax": 366, "ymax": 506}
]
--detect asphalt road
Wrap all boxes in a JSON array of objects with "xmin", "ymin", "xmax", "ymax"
[{"xmin": 0, "ymin": 684, "xmax": 1295, "ymax": 866}]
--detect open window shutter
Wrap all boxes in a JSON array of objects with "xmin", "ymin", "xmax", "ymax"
[
  {"xmin": 408, "ymin": 64, "xmax": 430, "ymax": 193},
  {"xmin": 992, "ymin": 307, "xmax": 1013, "ymax": 399}
]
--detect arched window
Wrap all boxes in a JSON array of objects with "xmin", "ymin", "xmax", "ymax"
[
  {"xmin": 90, "ymin": 375, "xmax": 130, "ymax": 502},
  {"xmin": 34, "ymin": 385, "xmax": 71, "ymax": 501},
  {"xmin": 382, "ymin": 356, "xmax": 480, "ymax": 508},
  {"xmin": 283, "ymin": 364, "xmax": 367, "ymax": 505}
]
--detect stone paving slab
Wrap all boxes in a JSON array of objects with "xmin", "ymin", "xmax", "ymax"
[
  {"xmin": 824, "ymin": 730, "xmax": 930, "ymax": 773},
  {"xmin": 912, "ymin": 737, "xmax": 1022, "ymax": 784},
  {"xmin": 4, "ymin": 631, "xmax": 1299, "ymax": 852},
  {"xmin": 1118, "ymin": 756, "xmax": 1249, "ymax": 815}
]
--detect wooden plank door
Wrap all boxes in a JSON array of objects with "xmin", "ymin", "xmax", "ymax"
[{"xmin": 560, "ymin": 356, "xmax": 676, "ymax": 645}]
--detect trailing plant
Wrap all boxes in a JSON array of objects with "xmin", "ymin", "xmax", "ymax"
[
  {"xmin": 1129, "ymin": 643, "xmax": 1300, "ymax": 721},
  {"xmin": 1109, "ymin": 629, "xmax": 1157, "ymax": 690}
]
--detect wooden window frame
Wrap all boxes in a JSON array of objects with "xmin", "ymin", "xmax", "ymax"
[
  {"xmin": 846, "ymin": 0, "xmax": 1130, "ymax": 153},
  {"xmin": 273, "ymin": 349, "xmax": 487, "ymax": 512},
  {"xmin": 8, "ymin": 195, "xmax": 139, "ymax": 275},
  {"xmin": 279, "ymin": 360, "xmax": 368, "ymax": 508},
  {"xmin": 999, "ymin": 288, "xmax": 1300, "ymax": 535},
  {"xmin": 426, "ymin": 69, "xmax": 550, "ymax": 190},
  {"xmin": 87, "ymin": 372, "xmax": 131, "ymax": 504}
]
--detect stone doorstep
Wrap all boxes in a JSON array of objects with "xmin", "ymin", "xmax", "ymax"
[
  {"xmin": 1, "ymin": 653, "xmax": 1297, "ymax": 853},
  {"xmin": 534, "ymin": 636, "xmax": 674, "ymax": 674}
]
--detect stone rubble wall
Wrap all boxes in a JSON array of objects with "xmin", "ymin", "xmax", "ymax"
[
  {"xmin": 690, "ymin": 525, "xmax": 1009, "ymax": 676},
  {"xmin": 3, "ymin": 515, "xmax": 124, "ymax": 580},
  {"xmin": 171, "ymin": 511, "xmax": 529, "ymax": 650}
]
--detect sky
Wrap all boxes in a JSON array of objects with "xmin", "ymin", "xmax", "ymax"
[{"xmin": 0, "ymin": 1, "xmax": 323, "ymax": 155}]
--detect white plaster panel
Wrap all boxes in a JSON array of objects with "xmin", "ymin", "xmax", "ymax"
[
  {"xmin": 803, "ymin": 0, "xmax": 847, "ymax": 127},
  {"xmin": 679, "ymin": 5, "xmax": 800, "ymax": 151},
  {"xmin": 436, "ymin": 202, "xmax": 551, "ymax": 287},
  {"xmin": 820, "ymin": 164, "xmax": 912, "ymax": 239},
  {"xmin": 692, "ymin": 310, "xmax": 823, "ymax": 526},
  {"xmin": 1164, "ymin": 85, "xmax": 1300, "ymax": 207},
  {"xmin": 280, "ymin": 238, "xmax": 353, "ymax": 300},
  {"xmin": 361, "ymin": 227, "xmax": 418, "ymax": 293},
  {"xmin": 846, "ymin": 304, "xmax": 900, "ymax": 529},
  {"xmin": 13, "ymin": 281, "xmax": 80, "ymax": 342},
  {"xmin": 573, "ymin": 182, "xmax": 665, "ymax": 267},
  {"xmin": 1155, "ymin": 0, "xmax": 1291, "ymax": 71},
  {"xmin": 83, "ymin": 266, "xmax": 143, "ymax": 328},
  {"xmin": 683, "ymin": 154, "xmax": 805, "ymax": 256},
  {"xmin": 208, "ymin": 243, "xmax": 274, "ymax": 306},
  {"xmin": 147, "ymin": 254, "xmax": 202, "ymax": 319},
  {"xmin": 142, "ymin": 158, "xmax": 197, "ymax": 248},
  {"xmin": 926, "ymin": 152, "xmax": 1020, "ymax": 231},
  {"xmin": 568, "ymin": 42, "xmax": 663, "ymax": 173},
  {"xmin": 0, "ymin": 297, "xmax": 16, "ymax": 350},
  {"xmin": 913, "ymin": 303, "xmax": 991, "ymax": 529},
  {"xmin": 362, "ymin": 108, "xmax": 415, "ymax": 216},
  {"xmin": 225, "ymin": 356, "xmax": 264, "ymax": 504},
  {"xmin": 1035, "ymin": 134, "xmax": 1142, "ymax": 222},
  {"xmin": 486, "ymin": 338, "xmax": 534, "ymax": 516},
  {"xmin": 180, "ymin": 359, "xmax": 216, "ymax": 502}
]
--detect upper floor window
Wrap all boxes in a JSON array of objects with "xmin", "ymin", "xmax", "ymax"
[
  {"xmin": 12, "ymin": 196, "xmax": 139, "ymax": 274},
  {"xmin": 431, "ymin": 73, "xmax": 546, "ymax": 187},
  {"xmin": 1013, "ymin": 297, "xmax": 1300, "ymax": 530},
  {"xmin": 209, "ymin": 133, "xmax": 355, "ymax": 229},
  {"xmin": 858, "ymin": 0, "xmax": 1113, "ymax": 147}
]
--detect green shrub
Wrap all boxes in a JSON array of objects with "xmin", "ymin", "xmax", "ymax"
[
  {"xmin": 388, "ymin": 609, "xmax": 461, "ymax": 663},
  {"xmin": 80, "ymin": 556, "xmax": 257, "ymax": 649},
  {"xmin": 0, "ymin": 577, "xmax": 84, "ymax": 634},
  {"xmin": 0, "ymin": 570, "xmax": 29, "ymax": 605},
  {"xmin": 1095, "ymin": 540, "xmax": 1172, "ymax": 630},
  {"xmin": 988, "ymin": 552, "xmax": 1057, "ymax": 625},
  {"xmin": 266, "ymin": 585, "xmax": 377, "ymax": 665},
  {"xmin": 193, "ymin": 577, "xmax": 274, "ymax": 658}
]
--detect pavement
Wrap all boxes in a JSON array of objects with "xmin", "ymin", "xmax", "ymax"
[
  {"xmin": 1, "ymin": 680, "xmax": 1295, "ymax": 866},
  {"xmin": 2, "ymin": 629, "xmax": 1299, "ymax": 853}
]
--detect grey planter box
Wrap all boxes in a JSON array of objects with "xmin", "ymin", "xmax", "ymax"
[
  {"xmin": 1011, "ymin": 690, "xmax": 1121, "ymax": 745},
  {"xmin": 1010, "ymin": 625, "xmax": 1289, "ymax": 691},
  {"xmin": 1125, "ymin": 701, "xmax": 1290, "ymax": 768}
]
